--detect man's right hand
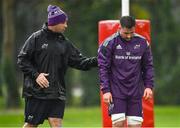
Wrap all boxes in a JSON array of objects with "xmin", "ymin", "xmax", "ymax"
[
  {"xmin": 36, "ymin": 73, "xmax": 49, "ymax": 88},
  {"xmin": 103, "ymin": 92, "xmax": 113, "ymax": 105}
]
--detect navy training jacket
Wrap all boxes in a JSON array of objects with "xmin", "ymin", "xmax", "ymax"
[{"xmin": 17, "ymin": 23, "xmax": 97, "ymax": 100}]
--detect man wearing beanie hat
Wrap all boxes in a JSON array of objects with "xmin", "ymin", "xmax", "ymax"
[
  {"xmin": 47, "ymin": 4, "xmax": 68, "ymax": 26},
  {"xmin": 18, "ymin": 5, "xmax": 97, "ymax": 127}
]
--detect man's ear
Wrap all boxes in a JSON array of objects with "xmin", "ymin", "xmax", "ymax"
[{"xmin": 118, "ymin": 27, "xmax": 121, "ymax": 33}]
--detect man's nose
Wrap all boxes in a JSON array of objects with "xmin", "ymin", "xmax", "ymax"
[
  {"xmin": 65, "ymin": 24, "xmax": 67, "ymax": 28},
  {"xmin": 64, "ymin": 22, "xmax": 68, "ymax": 28},
  {"xmin": 127, "ymin": 34, "xmax": 131, "ymax": 39}
]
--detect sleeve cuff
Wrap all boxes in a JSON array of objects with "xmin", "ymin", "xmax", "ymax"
[
  {"xmin": 91, "ymin": 57, "xmax": 98, "ymax": 67},
  {"xmin": 101, "ymin": 88, "xmax": 111, "ymax": 94},
  {"xmin": 33, "ymin": 72, "xmax": 39, "ymax": 80},
  {"xmin": 145, "ymin": 85, "xmax": 153, "ymax": 90}
]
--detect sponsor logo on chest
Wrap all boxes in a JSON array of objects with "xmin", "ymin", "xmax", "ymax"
[{"xmin": 115, "ymin": 44, "xmax": 142, "ymax": 60}]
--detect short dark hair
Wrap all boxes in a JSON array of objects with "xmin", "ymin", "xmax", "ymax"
[{"xmin": 120, "ymin": 16, "xmax": 135, "ymax": 28}]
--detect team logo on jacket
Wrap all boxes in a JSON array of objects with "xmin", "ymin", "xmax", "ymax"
[
  {"xmin": 41, "ymin": 43, "xmax": 48, "ymax": 49},
  {"xmin": 116, "ymin": 44, "xmax": 122, "ymax": 49},
  {"xmin": 134, "ymin": 44, "xmax": 141, "ymax": 49}
]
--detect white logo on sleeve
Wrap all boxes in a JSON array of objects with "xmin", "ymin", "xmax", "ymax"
[{"xmin": 116, "ymin": 44, "xmax": 122, "ymax": 49}]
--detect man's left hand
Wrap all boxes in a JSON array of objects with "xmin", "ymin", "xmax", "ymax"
[{"xmin": 143, "ymin": 88, "xmax": 153, "ymax": 100}]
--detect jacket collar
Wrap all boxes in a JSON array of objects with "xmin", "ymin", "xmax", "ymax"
[{"xmin": 42, "ymin": 23, "xmax": 65, "ymax": 40}]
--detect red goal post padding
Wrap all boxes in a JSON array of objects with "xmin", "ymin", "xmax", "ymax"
[{"xmin": 98, "ymin": 20, "xmax": 154, "ymax": 127}]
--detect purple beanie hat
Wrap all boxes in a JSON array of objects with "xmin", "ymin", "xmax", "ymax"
[{"xmin": 47, "ymin": 5, "xmax": 68, "ymax": 26}]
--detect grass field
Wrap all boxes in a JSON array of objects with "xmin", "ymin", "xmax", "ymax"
[
  {"xmin": 0, "ymin": 107, "xmax": 101, "ymax": 127},
  {"xmin": 0, "ymin": 106, "xmax": 180, "ymax": 127},
  {"xmin": 155, "ymin": 106, "xmax": 180, "ymax": 127}
]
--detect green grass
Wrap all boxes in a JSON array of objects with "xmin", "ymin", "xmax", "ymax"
[
  {"xmin": 155, "ymin": 106, "xmax": 180, "ymax": 127},
  {"xmin": 0, "ymin": 107, "xmax": 102, "ymax": 127},
  {"xmin": 62, "ymin": 107, "xmax": 101, "ymax": 127},
  {"xmin": 0, "ymin": 109, "xmax": 24, "ymax": 127},
  {"xmin": 0, "ymin": 106, "xmax": 180, "ymax": 127}
]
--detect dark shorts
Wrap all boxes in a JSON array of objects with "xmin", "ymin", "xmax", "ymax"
[
  {"xmin": 24, "ymin": 97, "xmax": 65, "ymax": 125},
  {"xmin": 109, "ymin": 97, "xmax": 142, "ymax": 117}
]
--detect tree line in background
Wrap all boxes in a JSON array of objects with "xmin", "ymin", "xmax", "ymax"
[{"xmin": 0, "ymin": 0, "xmax": 180, "ymax": 108}]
